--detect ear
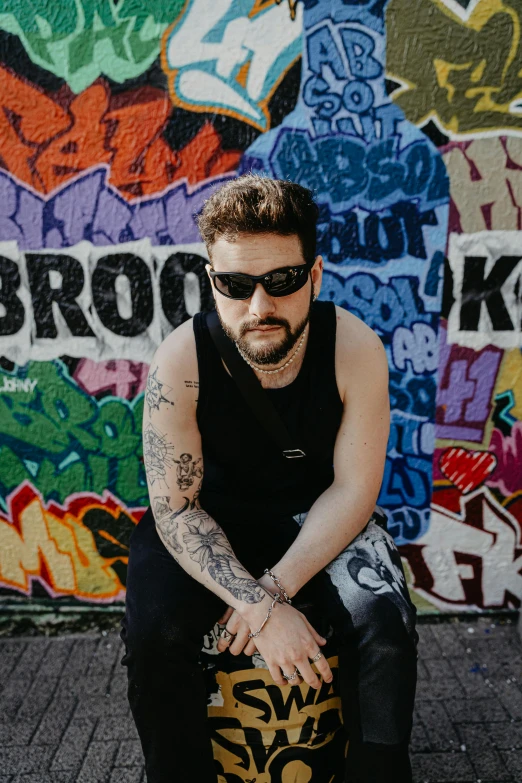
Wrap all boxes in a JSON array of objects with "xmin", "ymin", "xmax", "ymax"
[
  {"xmin": 311, "ymin": 255, "xmax": 323, "ymax": 300},
  {"xmin": 206, "ymin": 263, "xmax": 218, "ymax": 304}
]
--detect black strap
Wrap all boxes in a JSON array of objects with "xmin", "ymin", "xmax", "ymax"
[{"xmin": 206, "ymin": 310, "xmax": 306, "ymax": 460}]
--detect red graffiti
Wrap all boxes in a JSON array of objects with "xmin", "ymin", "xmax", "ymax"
[
  {"xmin": 0, "ymin": 65, "xmax": 70, "ymax": 188},
  {"xmin": 439, "ymin": 447, "xmax": 497, "ymax": 494},
  {"xmin": 0, "ymin": 68, "xmax": 241, "ymax": 200},
  {"xmin": 489, "ymin": 421, "xmax": 522, "ymax": 497},
  {"xmin": 402, "ymin": 486, "xmax": 522, "ymax": 610}
]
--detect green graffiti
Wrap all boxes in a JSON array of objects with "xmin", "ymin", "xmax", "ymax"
[
  {"xmin": 0, "ymin": 0, "xmax": 185, "ymax": 93},
  {"xmin": 0, "ymin": 362, "xmax": 147, "ymax": 509}
]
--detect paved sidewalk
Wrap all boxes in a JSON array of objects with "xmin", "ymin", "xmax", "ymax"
[{"xmin": 0, "ymin": 617, "xmax": 520, "ymax": 782}]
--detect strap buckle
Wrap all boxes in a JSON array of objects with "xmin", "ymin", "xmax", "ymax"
[{"xmin": 283, "ymin": 449, "xmax": 306, "ymax": 459}]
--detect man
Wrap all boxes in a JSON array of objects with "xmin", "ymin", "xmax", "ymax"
[{"xmin": 121, "ymin": 175, "xmax": 418, "ymax": 782}]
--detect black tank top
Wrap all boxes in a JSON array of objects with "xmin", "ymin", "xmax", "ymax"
[{"xmin": 193, "ymin": 300, "xmax": 343, "ymax": 525}]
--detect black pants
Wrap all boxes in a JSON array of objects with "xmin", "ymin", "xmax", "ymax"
[{"xmin": 120, "ymin": 508, "xmax": 418, "ymax": 782}]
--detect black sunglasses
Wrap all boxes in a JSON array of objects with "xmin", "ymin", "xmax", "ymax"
[{"xmin": 209, "ymin": 263, "xmax": 312, "ymax": 300}]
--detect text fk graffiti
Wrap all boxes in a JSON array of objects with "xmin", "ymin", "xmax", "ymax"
[{"xmin": 403, "ymin": 486, "xmax": 522, "ymax": 610}]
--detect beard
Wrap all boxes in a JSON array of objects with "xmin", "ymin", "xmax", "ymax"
[{"xmin": 216, "ymin": 291, "xmax": 313, "ymax": 366}]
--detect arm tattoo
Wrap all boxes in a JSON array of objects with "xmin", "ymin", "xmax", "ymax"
[
  {"xmin": 143, "ymin": 423, "xmax": 176, "ymax": 489},
  {"xmin": 146, "ymin": 367, "xmax": 175, "ymax": 416},
  {"xmin": 153, "ymin": 495, "xmax": 189, "ymax": 556},
  {"xmin": 174, "ymin": 453, "xmax": 203, "ymax": 491},
  {"xmin": 143, "ymin": 427, "xmax": 202, "ymax": 493},
  {"xmin": 182, "ymin": 512, "xmax": 265, "ymax": 604},
  {"xmin": 146, "ymin": 431, "xmax": 261, "ymax": 606}
]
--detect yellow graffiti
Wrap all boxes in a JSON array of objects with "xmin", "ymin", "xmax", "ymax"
[
  {"xmin": 0, "ymin": 482, "xmax": 138, "ymax": 600},
  {"xmin": 211, "ymin": 658, "xmax": 345, "ymax": 782},
  {"xmin": 387, "ymin": 0, "xmax": 522, "ymax": 137}
]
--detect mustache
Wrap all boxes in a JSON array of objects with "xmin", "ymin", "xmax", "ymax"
[{"xmin": 239, "ymin": 317, "xmax": 290, "ymax": 336}]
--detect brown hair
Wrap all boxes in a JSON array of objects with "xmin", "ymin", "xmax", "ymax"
[{"xmin": 196, "ymin": 174, "xmax": 319, "ymax": 264}]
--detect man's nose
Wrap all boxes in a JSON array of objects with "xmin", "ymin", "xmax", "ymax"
[{"xmin": 248, "ymin": 282, "xmax": 276, "ymax": 319}]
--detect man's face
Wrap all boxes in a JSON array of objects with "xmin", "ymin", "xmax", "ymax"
[{"xmin": 207, "ymin": 233, "xmax": 323, "ymax": 366}]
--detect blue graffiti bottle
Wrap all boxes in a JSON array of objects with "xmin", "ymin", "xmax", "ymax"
[{"xmin": 240, "ymin": 0, "xmax": 449, "ymax": 544}]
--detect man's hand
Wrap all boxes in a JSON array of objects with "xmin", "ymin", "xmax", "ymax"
[
  {"xmin": 216, "ymin": 579, "xmax": 332, "ymax": 689},
  {"xmin": 216, "ymin": 572, "xmax": 276, "ymax": 656}
]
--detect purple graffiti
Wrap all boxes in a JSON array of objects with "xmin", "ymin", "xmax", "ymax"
[
  {"xmin": 436, "ymin": 323, "xmax": 503, "ymax": 443},
  {"xmin": 0, "ymin": 168, "xmax": 234, "ymax": 250}
]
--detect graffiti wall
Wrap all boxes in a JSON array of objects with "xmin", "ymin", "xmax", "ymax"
[{"xmin": 0, "ymin": 0, "xmax": 521, "ymax": 613}]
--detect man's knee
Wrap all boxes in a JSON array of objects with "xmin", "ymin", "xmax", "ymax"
[
  {"xmin": 358, "ymin": 595, "xmax": 418, "ymax": 660},
  {"xmin": 121, "ymin": 609, "xmax": 201, "ymax": 672}
]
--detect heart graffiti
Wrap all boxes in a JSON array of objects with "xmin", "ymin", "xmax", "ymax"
[{"xmin": 439, "ymin": 448, "xmax": 497, "ymax": 494}]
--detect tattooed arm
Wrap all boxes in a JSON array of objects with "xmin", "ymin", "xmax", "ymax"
[
  {"xmin": 143, "ymin": 320, "xmax": 333, "ymax": 689},
  {"xmin": 143, "ymin": 320, "xmax": 268, "ymax": 615}
]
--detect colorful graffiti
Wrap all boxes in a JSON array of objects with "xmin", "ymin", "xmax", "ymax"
[
  {"xmin": 162, "ymin": 0, "xmax": 303, "ymax": 131},
  {"xmin": 0, "ymin": 1, "xmax": 185, "ymax": 92},
  {"xmin": 381, "ymin": 0, "xmax": 522, "ymax": 611},
  {"xmin": 241, "ymin": 0, "xmax": 450, "ymax": 536},
  {"xmin": 0, "ymin": 361, "xmax": 147, "ymax": 509},
  {"xmin": 0, "ymin": 482, "xmax": 141, "ymax": 600},
  {"xmin": 0, "ymin": 0, "xmax": 521, "ymax": 612},
  {"xmin": 387, "ymin": 0, "xmax": 522, "ymax": 138},
  {"xmin": 0, "ymin": 68, "xmax": 240, "ymax": 199}
]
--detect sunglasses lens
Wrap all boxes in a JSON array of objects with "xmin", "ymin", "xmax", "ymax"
[
  {"xmin": 265, "ymin": 266, "xmax": 308, "ymax": 296},
  {"xmin": 214, "ymin": 274, "xmax": 253, "ymax": 299},
  {"xmin": 213, "ymin": 265, "xmax": 310, "ymax": 299}
]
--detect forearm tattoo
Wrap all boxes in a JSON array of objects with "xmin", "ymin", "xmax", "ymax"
[
  {"xmin": 143, "ymin": 388, "xmax": 262, "ymax": 604},
  {"xmin": 183, "ymin": 511, "xmax": 266, "ymax": 604},
  {"xmin": 153, "ymin": 488, "xmax": 264, "ymax": 604},
  {"xmin": 153, "ymin": 496, "xmax": 188, "ymax": 555}
]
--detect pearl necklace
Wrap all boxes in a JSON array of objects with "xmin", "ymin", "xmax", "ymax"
[{"xmin": 235, "ymin": 327, "xmax": 308, "ymax": 375}]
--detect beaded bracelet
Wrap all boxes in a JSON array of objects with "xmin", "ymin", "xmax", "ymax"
[
  {"xmin": 264, "ymin": 569, "xmax": 292, "ymax": 605},
  {"xmin": 247, "ymin": 595, "xmax": 279, "ymax": 639}
]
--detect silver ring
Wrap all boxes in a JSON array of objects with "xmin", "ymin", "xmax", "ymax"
[
  {"xmin": 311, "ymin": 651, "xmax": 323, "ymax": 663},
  {"xmin": 282, "ymin": 666, "xmax": 300, "ymax": 681},
  {"xmin": 220, "ymin": 628, "xmax": 236, "ymax": 642}
]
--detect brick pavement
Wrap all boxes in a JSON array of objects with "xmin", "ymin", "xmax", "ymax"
[{"xmin": 0, "ymin": 617, "xmax": 520, "ymax": 782}]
